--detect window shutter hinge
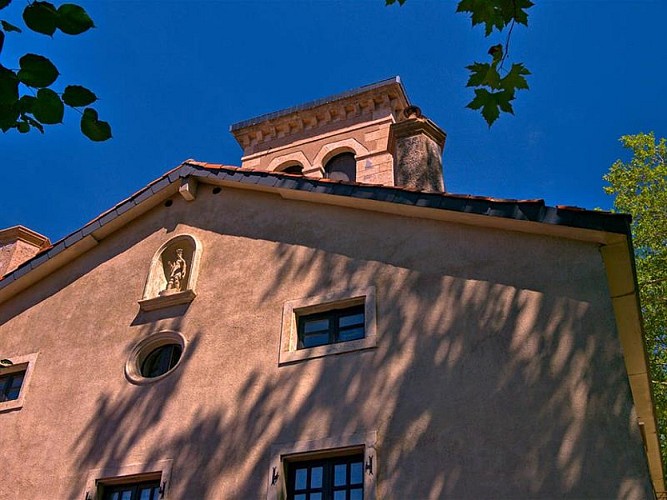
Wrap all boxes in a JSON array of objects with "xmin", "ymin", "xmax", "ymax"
[
  {"xmin": 159, "ymin": 481, "xmax": 167, "ymax": 498},
  {"xmin": 271, "ymin": 466, "xmax": 280, "ymax": 485},
  {"xmin": 366, "ymin": 455, "xmax": 373, "ymax": 475}
]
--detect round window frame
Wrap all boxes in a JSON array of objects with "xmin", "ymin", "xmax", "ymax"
[{"xmin": 125, "ymin": 330, "xmax": 186, "ymax": 385}]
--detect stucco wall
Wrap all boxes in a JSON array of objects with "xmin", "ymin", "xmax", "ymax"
[{"xmin": 0, "ymin": 185, "xmax": 653, "ymax": 499}]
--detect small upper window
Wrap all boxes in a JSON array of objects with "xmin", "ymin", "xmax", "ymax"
[
  {"xmin": 0, "ymin": 370, "xmax": 26, "ymax": 402},
  {"xmin": 298, "ymin": 305, "xmax": 365, "ymax": 349},
  {"xmin": 325, "ymin": 153, "xmax": 356, "ymax": 182}
]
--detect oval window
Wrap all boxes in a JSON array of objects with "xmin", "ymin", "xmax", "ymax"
[
  {"xmin": 125, "ymin": 330, "xmax": 186, "ymax": 385},
  {"xmin": 141, "ymin": 344, "xmax": 183, "ymax": 378}
]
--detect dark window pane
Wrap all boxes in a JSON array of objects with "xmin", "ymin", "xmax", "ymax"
[
  {"xmin": 295, "ymin": 468, "xmax": 308, "ymax": 490},
  {"xmin": 311, "ymin": 466, "xmax": 323, "ymax": 488},
  {"xmin": 350, "ymin": 462, "xmax": 363, "ymax": 484},
  {"xmin": 339, "ymin": 313, "xmax": 364, "ymax": 328},
  {"xmin": 141, "ymin": 344, "xmax": 182, "ymax": 378},
  {"xmin": 350, "ymin": 488, "xmax": 363, "ymax": 500},
  {"xmin": 302, "ymin": 332, "xmax": 330, "ymax": 348},
  {"xmin": 334, "ymin": 463, "xmax": 347, "ymax": 486},
  {"xmin": 338, "ymin": 327, "xmax": 364, "ymax": 342},
  {"xmin": 120, "ymin": 492, "xmax": 132, "ymax": 500},
  {"xmin": 0, "ymin": 371, "xmax": 26, "ymax": 402},
  {"xmin": 304, "ymin": 319, "xmax": 330, "ymax": 334}
]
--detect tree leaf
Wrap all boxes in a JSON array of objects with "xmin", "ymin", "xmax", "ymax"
[
  {"xmin": 18, "ymin": 94, "xmax": 36, "ymax": 113},
  {"xmin": 23, "ymin": 1, "xmax": 57, "ymax": 36},
  {"xmin": 466, "ymin": 62, "xmax": 500, "ymax": 89},
  {"xmin": 0, "ymin": 0, "xmax": 11, "ymax": 11},
  {"xmin": 16, "ymin": 120, "xmax": 29, "ymax": 133},
  {"xmin": 25, "ymin": 115, "xmax": 44, "ymax": 132},
  {"xmin": 56, "ymin": 3, "xmax": 94, "ymax": 35},
  {"xmin": 500, "ymin": 63, "xmax": 530, "ymax": 92},
  {"xmin": 17, "ymin": 53, "xmax": 59, "ymax": 87},
  {"xmin": 81, "ymin": 107, "xmax": 111, "ymax": 141},
  {"xmin": 0, "ymin": 102, "xmax": 18, "ymax": 131},
  {"xmin": 1, "ymin": 20, "xmax": 21, "ymax": 32},
  {"xmin": 0, "ymin": 65, "xmax": 18, "ymax": 104},
  {"xmin": 466, "ymin": 88, "xmax": 515, "ymax": 126},
  {"xmin": 33, "ymin": 87, "xmax": 64, "ymax": 124},
  {"xmin": 62, "ymin": 85, "xmax": 97, "ymax": 107},
  {"xmin": 457, "ymin": 0, "xmax": 533, "ymax": 35}
]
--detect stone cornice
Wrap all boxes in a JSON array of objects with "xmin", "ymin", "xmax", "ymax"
[
  {"xmin": 0, "ymin": 225, "xmax": 50, "ymax": 248},
  {"xmin": 231, "ymin": 81, "xmax": 410, "ymax": 152}
]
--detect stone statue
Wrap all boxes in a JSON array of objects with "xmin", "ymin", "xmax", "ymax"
[{"xmin": 161, "ymin": 248, "xmax": 187, "ymax": 295}]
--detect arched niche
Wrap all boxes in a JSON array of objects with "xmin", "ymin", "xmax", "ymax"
[{"xmin": 139, "ymin": 234, "xmax": 202, "ymax": 311}]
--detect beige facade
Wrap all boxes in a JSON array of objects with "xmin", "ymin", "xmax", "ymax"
[{"xmin": 0, "ymin": 79, "xmax": 662, "ymax": 499}]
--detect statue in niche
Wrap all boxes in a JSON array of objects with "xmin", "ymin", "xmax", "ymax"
[{"xmin": 160, "ymin": 248, "xmax": 187, "ymax": 296}]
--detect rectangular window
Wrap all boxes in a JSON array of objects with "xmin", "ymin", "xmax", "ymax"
[
  {"xmin": 279, "ymin": 287, "xmax": 377, "ymax": 365},
  {"xmin": 0, "ymin": 370, "xmax": 26, "ymax": 402},
  {"xmin": 0, "ymin": 353, "xmax": 38, "ymax": 413},
  {"xmin": 298, "ymin": 305, "xmax": 365, "ymax": 349},
  {"xmin": 102, "ymin": 479, "xmax": 161, "ymax": 500},
  {"xmin": 288, "ymin": 454, "xmax": 364, "ymax": 500}
]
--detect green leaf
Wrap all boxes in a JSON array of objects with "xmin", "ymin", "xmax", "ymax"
[
  {"xmin": 0, "ymin": 0, "xmax": 11, "ymax": 11},
  {"xmin": 0, "ymin": 65, "xmax": 18, "ymax": 104},
  {"xmin": 457, "ymin": 0, "xmax": 533, "ymax": 35},
  {"xmin": 23, "ymin": 1, "xmax": 57, "ymax": 36},
  {"xmin": 33, "ymin": 87, "xmax": 63, "ymax": 124},
  {"xmin": 500, "ymin": 63, "xmax": 530, "ymax": 92},
  {"xmin": 18, "ymin": 95, "xmax": 36, "ymax": 113},
  {"xmin": 1, "ymin": 20, "xmax": 21, "ymax": 32},
  {"xmin": 81, "ymin": 107, "xmax": 111, "ymax": 141},
  {"xmin": 466, "ymin": 62, "xmax": 500, "ymax": 89},
  {"xmin": 56, "ymin": 4, "xmax": 94, "ymax": 35},
  {"xmin": 25, "ymin": 115, "xmax": 44, "ymax": 132},
  {"xmin": 466, "ymin": 88, "xmax": 515, "ymax": 126},
  {"xmin": 0, "ymin": 101, "xmax": 18, "ymax": 131},
  {"xmin": 17, "ymin": 53, "xmax": 59, "ymax": 87},
  {"xmin": 16, "ymin": 120, "xmax": 29, "ymax": 133},
  {"xmin": 385, "ymin": 0, "xmax": 406, "ymax": 5},
  {"xmin": 62, "ymin": 85, "xmax": 97, "ymax": 107}
]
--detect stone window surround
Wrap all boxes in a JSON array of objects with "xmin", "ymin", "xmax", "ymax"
[
  {"xmin": 279, "ymin": 286, "xmax": 377, "ymax": 365},
  {"xmin": 138, "ymin": 234, "xmax": 202, "ymax": 312},
  {"xmin": 0, "ymin": 352, "xmax": 38, "ymax": 414},
  {"xmin": 84, "ymin": 458, "xmax": 173, "ymax": 500},
  {"xmin": 265, "ymin": 431, "xmax": 377, "ymax": 500},
  {"xmin": 125, "ymin": 330, "xmax": 187, "ymax": 386}
]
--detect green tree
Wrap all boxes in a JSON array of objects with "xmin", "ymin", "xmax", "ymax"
[
  {"xmin": 605, "ymin": 132, "xmax": 667, "ymax": 465},
  {"xmin": 0, "ymin": 0, "xmax": 111, "ymax": 140},
  {"xmin": 386, "ymin": 0, "xmax": 533, "ymax": 127}
]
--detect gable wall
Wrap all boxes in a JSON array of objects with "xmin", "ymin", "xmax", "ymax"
[{"xmin": 0, "ymin": 184, "xmax": 653, "ymax": 498}]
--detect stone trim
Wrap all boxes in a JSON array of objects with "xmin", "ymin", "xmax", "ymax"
[
  {"xmin": 0, "ymin": 352, "xmax": 38, "ymax": 414},
  {"xmin": 125, "ymin": 330, "xmax": 187, "ymax": 385},
  {"xmin": 313, "ymin": 138, "xmax": 370, "ymax": 171},
  {"xmin": 140, "ymin": 234, "xmax": 202, "ymax": 309},
  {"xmin": 279, "ymin": 286, "xmax": 377, "ymax": 365},
  {"xmin": 84, "ymin": 458, "xmax": 173, "ymax": 500},
  {"xmin": 266, "ymin": 431, "xmax": 377, "ymax": 500},
  {"xmin": 267, "ymin": 151, "xmax": 311, "ymax": 172}
]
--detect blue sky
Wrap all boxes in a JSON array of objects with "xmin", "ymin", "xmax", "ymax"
[{"xmin": 1, "ymin": 0, "xmax": 666, "ymax": 242}]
